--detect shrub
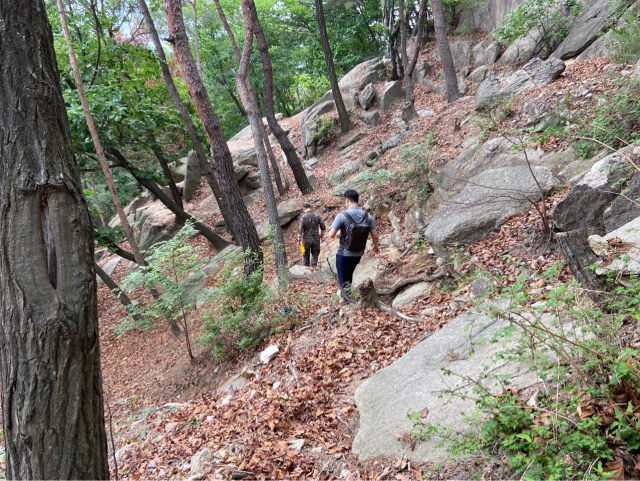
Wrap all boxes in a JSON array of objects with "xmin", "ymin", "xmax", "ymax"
[
  {"xmin": 313, "ymin": 116, "xmax": 335, "ymax": 145},
  {"xmin": 409, "ymin": 268, "xmax": 640, "ymax": 479},
  {"xmin": 198, "ymin": 251, "xmax": 300, "ymax": 361},
  {"xmin": 120, "ymin": 222, "xmax": 207, "ymax": 359}
]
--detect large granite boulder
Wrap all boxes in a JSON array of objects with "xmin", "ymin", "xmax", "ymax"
[
  {"xmin": 359, "ymin": 83, "xmax": 375, "ymax": 110},
  {"xmin": 189, "ymin": 194, "xmax": 221, "ymax": 220},
  {"xmin": 593, "ymin": 216, "xmax": 640, "ymax": 275},
  {"xmin": 472, "ymin": 40, "xmax": 501, "ymax": 66},
  {"xmin": 139, "ymin": 205, "xmax": 177, "ymax": 252},
  {"xmin": 353, "ymin": 299, "xmax": 540, "ymax": 462},
  {"xmin": 412, "ymin": 59, "xmax": 433, "ymax": 86},
  {"xmin": 276, "ymin": 197, "xmax": 304, "ymax": 225},
  {"xmin": 456, "ymin": 0, "xmax": 527, "ymax": 33},
  {"xmin": 300, "ymin": 100, "xmax": 335, "ymax": 159},
  {"xmin": 552, "ymin": 0, "xmax": 631, "ymax": 60},
  {"xmin": 170, "ymin": 158, "xmax": 187, "ymax": 183},
  {"xmin": 552, "ymin": 146, "xmax": 638, "ymax": 235},
  {"xmin": 426, "ymin": 166, "xmax": 558, "ymax": 247},
  {"xmin": 498, "ymin": 34, "xmax": 541, "ymax": 66},
  {"xmin": 232, "ymin": 146, "xmax": 258, "ymax": 167},
  {"xmin": 476, "ymin": 57, "xmax": 565, "ymax": 110},
  {"xmin": 183, "ymin": 150, "xmax": 201, "ymax": 201},
  {"xmin": 360, "ymin": 110, "xmax": 380, "ymax": 127},
  {"xmin": 450, "ymin": 40, "xmax": 472, "ymax": 71},
  {"xmin": 391, "ymin": 281, "xmax": 435, "ymax": 309},
  {"xmin": 331, "ymin": 171, "xmax": 372, "ymax": 197},
  {"xmin": 377, "ymin": 81, "xmax": 404, "ymax": 112}
]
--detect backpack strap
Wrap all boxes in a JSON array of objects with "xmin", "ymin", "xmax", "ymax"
[{"xmin": 342, "ymin": 211, "xmax": 356, "ymax": 225}]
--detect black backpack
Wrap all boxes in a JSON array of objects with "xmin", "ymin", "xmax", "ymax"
[{"xmin": 343, "ymin": 211, "xmax": 371, "ymax": 252}]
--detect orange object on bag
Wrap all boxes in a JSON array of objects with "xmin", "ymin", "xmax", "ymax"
[{"xmin": 299, "ymin": 241, "xmax": 305, "ymax": 254}]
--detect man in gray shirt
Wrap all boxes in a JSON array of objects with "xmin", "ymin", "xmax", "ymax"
[{"xmin": 328, "ymin": 189, "xmax": 379, "ymax": 302}]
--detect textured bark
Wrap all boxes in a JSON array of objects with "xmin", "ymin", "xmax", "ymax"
[
  {"xmin": 237, "ymin": 0, "xmax": 288, "ymax": 278},
  {"xmin": 0, "ymin": 0, "xmax": 109, "ymax": 478},
  {"xmin": 388, "ymin": 22, "xmax": 401, "ymax": 81},
  {"xmin": 398, "ymin": 0, "xmax": 414, "ymax": 103},
  {"xmin": 109, "ymin": 149, "xmax": 230, "ymax": 251},
  {"xmin": 95, "ymin": 263, "xmax": 136, "ymax": 309},
  {"xmin": 556, "ymin": 230, "xmax": 607, "ymax": 293},
  {"xmin": 138, "ymin": 0, "xmax": 240, "ymax": 243},
  {"xmin": 432, "ymin": 0, "xmax": 460, "ymax": 103},
  {"xmin": 407, "ymin": 0, "xmax": 427, "ymax": 79},
  {"xmin": 315, "ymin": 0, "xmax": 351, "ymax": 133},
  {"xmin": 164, "ymin": 0, "xmax": 263, "ymax": 274},
  {"xmin": 264, "ymin": 133, "xmax": 287, "ymax": 196},
  {"xmin": 246, "ymin": 0, "xmax": 314, "ymax": 195}
]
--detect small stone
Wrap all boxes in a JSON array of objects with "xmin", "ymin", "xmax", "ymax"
[
  {"xmin": 179, "ymin": 463, "xmax": 191, "ymax": 472},
  {"xmin": 288, "ymin": 439, "xmax": 305, "ymax": 451},
  {"xmin": 272, "ymin": 381, "xmax": 281, "ymax": 390},
  {"xmin": 148, "ymin": 460, "xmax": 158, "ymax": 469},
  {"xmin": 240, "ymin": 365, "xmax": 257, "ymax": 379},
  {"xmin": 420, "ymin": 306, "xmax": 438, "ymax": 317},
  {"xmin": 191, "ymin": 448, "xmax": 214, "ymax": 474},
  {"xmin": 220, "ymin": 394, "xmax": 232, "ymax": 406},
  {"xmin": 165, "ymin": 422, "xmax": 179, "ymax": 433},
  {"xmin": 312, "ymin": 446, "xmax": 324, "ymax": 454},
  {"xmin": 435, "ymin": 257, "xmax": 445, "ymax": 266},
  {"xmin": 259, "ymin": 344, "xmax": 280, "ymax": 364},
  {"xmin": 588, "ymin": 234, "xmax": 609, "ymax": 257}
]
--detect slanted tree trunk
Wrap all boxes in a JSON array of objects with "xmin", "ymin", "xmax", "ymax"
[
  {"xmin": 95, "ymin": 263, "xmax": 137, "ymax": 310},
  {"xmin": 315, "ymin": 0, "xmax": 351, "ymax": 133},
  {"xmin": 432, "ymin": 0, "xmax": 460, "ymax": 103},
  {"xmin": 109, "ymin": 149, "xmax": 230, "ymax": 251},
  {"xmin": 0, "ymin": 0, "xmax": 109, "ymax": 477},
  {"xmin": 264, "ymin": 133, "xmax": 287, "ymax": 196},
  {"xmin": 245, "ymin": 0, "xmax": 314, "ymax": 195},
  {"xmin": 58, "ymin": 0, "xmax": 182, "ymax": 337},
  {"xmin": 237, "ymin": 0, "xmax": 288, "ymax": 279},
  {"xmin": 164, "ymin": 0, "xmax": 263, "ymax": 275},
  {"xmin": 138, "ymin": 0, "xmax": 241, "ymax": 244}
]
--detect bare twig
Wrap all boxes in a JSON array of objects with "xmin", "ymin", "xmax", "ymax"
[
  {"xmin": 288, "ymin": 360, "xmax": 300, "ymax": 384},
  {"xmin": 107, "ymin": 402, "xmax": 119, "ymax": 480}
]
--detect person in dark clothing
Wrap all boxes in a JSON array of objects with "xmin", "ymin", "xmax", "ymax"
[
  {"xmin": 297, "ymin": 202, "xmax": 326, "ymax": 267},
  {"xmin": 327, "ymin": 190, "xmax": 379, "ymax": 301}
]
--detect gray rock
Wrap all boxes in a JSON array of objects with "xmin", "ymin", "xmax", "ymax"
[
  {"xmin": 476, "ymin": 57, "xmax": 565, "ymax": 110},
  {"xmin": 552, "ymin": 0, "xmax": 625, "ymax": 60},
  {"xmin": 191, "ymin": 448, "xmax": 214, "ymax": 475},
  {"xmin": 232, "ymin": 147, "xmax": 258, "ymax": 167},
  {"xmin": 471, "ymin": 276, "xmax": 494, "ymax": 298},
  {"xmin": 426, "ymin": 166, "xmax": 558, "ymax": 246},
  {"xmin": 190, "ymin": 194, "xmax": 221, "ymax": 220},
  {"xmin": 243, "ymin": 189, "xmax": 263, "ymax": 208},
  {"xmin": 305, "ymin": 158, "xmax": 319, "ymax": 169},
  {"xmin": 634, "ymin": 58, "xmax": 640, "ymax": 81},
  {"xmin": 499, "ymin": 34, "xmax": 541, "ymax": 66},
  {"xmin": 170, "ymin": 157, "xmax": 187, "ymax": 183},
  {"xmin": 377, "ymin": 81, "xmax": 404, "ymax": 112},
  {"xmin": 468, "ymin": 65, "xmax": 495, "ymax": 84},
  {"xmin": 139, "ymin": 206, "xmax": 176, "ymax": 252},
  {"xmin": 329, "ymin": 160, "xmax": 362, "ymax": 187},
  {"xmin": 97, "ymin": 257, "xmax": 122, "ymax": 286},
  {"xmin": 412, "ymin": 59, "xmax": 433, "ymax": 86},
  {"xmin": 595, "ymin": 216, "xmax": 640, "ymax": 275},
  {"xmin": 391, "ymin": 282, "xmax": 435, "ymax": 309},
  {"xmin": 359, "ymin": 83, "xmax": 376, "ymax": 110},
  {"xmin": 331, "ymin": 171, "xmax": 372, "ymax": 197},
  {"xmin": 234, "ymin": 165, "xmax": 249, "ymax": 181},
  {"xmin": 390, "ymin": 229, "xmax": 404, "ymax": 248},
  {"xmin": 401, "ymin": 102, "xmax": 418, "ymax": 122},
  {"xmin": 183, "ymin": 150, "xmax": 201, "ymax": 201},
  {"xmin": 339, "ymin": 132, "xmax": 365, "ymax": 150},
  {"xmin": 552, "ymin": 146, "xmax": 636, "ymax": 234},
  {"xmin": 353, "ymin": 299, "xmax": 541, "ymax": 462},
  {"xmin": 201, "ymin": 245, "xmax": 242, "ymax": 278},
  {"xmin": 275, "ymin": 197, "xmax": 304, "ymax": 226},
  {"xmin": 244, "ymin": 171, "xmax": 262, "ymax": 191},
  {"xmin": 456, "ymin": 0, "xmax": 527, "ymax": 33},
  {"xmin": 576, "ymin": 34, "xmax": 611, "ymax": 61},
  {"xmin": 360, "ymin": 110, "xmax": 380, "ymax": 127},
  {"xmin": 472, "ymin": 40, "xmax": 501, "ymax": 66},
  {"xmin": 450, "ymin": 40, "xmax": 472, "ymax": 71},
  {"xmin": 352, "ymin": 257, "xmax": 379, "ymax": 291},
  {"xmin": 338, "ymin": 58, "xmax": 387, "ymax": 101},
  {"xmin": 604, "ymin": 172, "xmax": 640, "ymax": 232}
]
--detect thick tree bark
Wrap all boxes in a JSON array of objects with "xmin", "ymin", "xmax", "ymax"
[
  {"xmin": 432, "ymin": 0, "xmax": 460, "ymax": 103},
  {"xmin": 188, "ymin": 0, "xmax": 203, "ymax": 79},
  {"xmin": 211, "ymin": 0, "xmax": 286, "ymax": 198},
  {"xmin": 237, "ymin": 0, "xmax": 288, "ymax": 279},
  {"xmin": 164, "ymin": 0, "xmax": 263, "ymax": 275},
  {"xmin": 315, "ymin": 0, "xmax": 351, "ymax": 133},
  {"xmin": 109, "ymin": 149, "xmax": 230, "ymax": 251},
  {"xmin": 0, "ymin": 0, "xmax": 109, "ymax": 478},
  {"xmin": 407, "ymin": 0, "xmax": 427, "ymax": 79},
  {"xmin": 388, "ymin": 22, "xmax": 401, "ymax": 81},
  {"xmin": 245, "ymin": 0, "xmax": 314, "ymax": 195},
  {"xmin": 138, "ymin": 0, "xmax": 241, "ymax": 244}
]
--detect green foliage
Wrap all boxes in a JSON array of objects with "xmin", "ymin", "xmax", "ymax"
[
  {"xmin": 410, "ymin": 269, "xmax": 640, "ymax": 479},
  {"xmin": 397, "ymin": 134, "xmax": 437, "ymax": 201},
  {"xmin": 198, "ymin": 251, "xmax": 299, "ymax": 361},
  {"xmin": 312, "ymin": 116, "xmax": 336, "ymax": 144},
  {"xmin": 120, "ymin": 222, "xmax": 206, "ymax": 358},
  {"xmin": 609, "ymin": 3, "xmax": 640, "ymax": 63},
  {"xmin": 357, "ymin": 168, "xmax": 401, "ymax": 186},
  {"xmin": 575, "ymin": 81, "xmax": 640, "ymax": 159},
  {"xmin": 492, "ymin": 0, "xmax": 581, "ymax": 56}
]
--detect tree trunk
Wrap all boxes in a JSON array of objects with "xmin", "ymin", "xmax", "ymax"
[
  {"xmin": 138, "ymin": 0, "xmax": 241, "ymax": 244},
  {"xmin": 432, "ymin": 0, "xmax": 460, "ymax": 103},
  {"xmin": 388, "ymin": 22, "xmax": 401, "ymax": 81},
  {"xmin": 0, "ymin": 0, "xmax": 109, "ymax": 478},
  {"xmin": 315, "ymin": 0, "xmax": 351, "ymax": 133},
  {"xmin": 164, "ymin": 0, "xmax": 263, "ymax": 275},
  {"xmin": 398, "ymin": 0, "xmax": 415, "ymax": 104},
  {"xmin": 264, "ymin": 133, "xmax": 287, "ymax": 196},
  {"xmin": 407, "ymin": 0, "xmax": 427, "ymax": 82},
  {"xmin": 149, "ymin": 135, "xmax": 183, "ymax": 209},
  {"xmin": 245, "ymin": 0, "xmax": 314, "ymax": 195},
  {"xmin": 189, "ymin": 0, "xmax": 203, "ymax": 79},
  {"xmin": 57, "ymin": 0, "xmax": 146, "ymax": 267},
  {"xmin": 109, "ymin": 149, "xmax": 230, "ymax": 251},
  {"xmin": 95, "ymin": 263, "xmax": 137, "ymax": 310},
  {"xmin": 237, "ymin": 0, "xmax": 288, "ymax": 279}
]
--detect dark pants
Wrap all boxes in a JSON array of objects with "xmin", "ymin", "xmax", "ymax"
[
  {"xmin": 303, "ymin": 238, "xmax": 321, "ymax": 266},
  {"xmin": 336, "ymin": 254, "xmax": 362, "ymax": 298}
]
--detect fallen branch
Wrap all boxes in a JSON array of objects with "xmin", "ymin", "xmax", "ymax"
[
  {"xmin": 375, "ymin": 267, "xmax": 447, "ymax": 295},
  {"xmin": 359, "ymin": 279, "xmax": 428, "ymax": 323},
  {"xmin": 376, "ymin": 300, "xmax": 428, "ymax": 322}
]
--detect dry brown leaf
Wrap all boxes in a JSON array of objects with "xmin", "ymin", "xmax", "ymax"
[{"xmin": 605, "ymin": 456, "xmax": 624, "ymax": 480}]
